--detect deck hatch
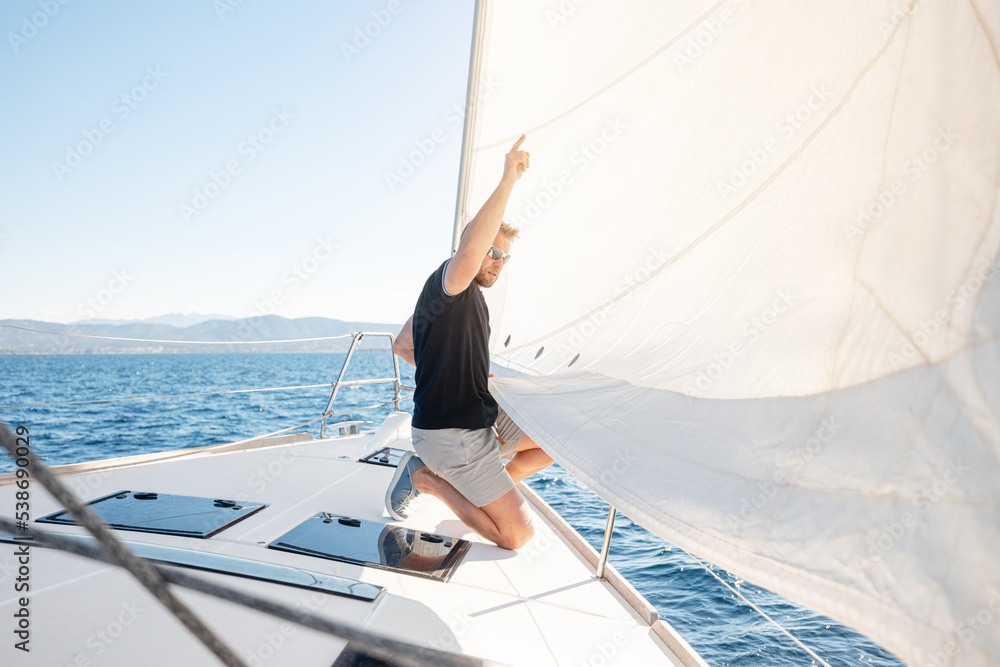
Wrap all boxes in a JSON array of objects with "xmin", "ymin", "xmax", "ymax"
[
  {"xmin": 36, "ymin": 490, "xmax": 266, "ymax": 538},
  {"xmin": 357, "ymin": 447, "xmax": 409, "ymax": 468},
  {"xmin": 268, "ymin": 513, "xmax": 470, "ymax": 582}
]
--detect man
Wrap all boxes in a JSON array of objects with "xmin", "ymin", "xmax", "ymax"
[{"xmin": 386, "ymin": 135, "xmax": 553, "ymax": 550}]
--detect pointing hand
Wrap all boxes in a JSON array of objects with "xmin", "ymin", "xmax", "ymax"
[{"xmin": 503, "ymin": 134, "xmax": 529, "ymax": 184}]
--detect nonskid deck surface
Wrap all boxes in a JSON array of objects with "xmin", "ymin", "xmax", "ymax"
[{"xmin": 0, "ymin": 428, "xmax": 688, "ymax": 666}]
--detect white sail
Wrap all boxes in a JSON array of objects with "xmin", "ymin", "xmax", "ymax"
[{"xmin": 459, "ymin": 1, "xmax": 1000, "ymax": 665}]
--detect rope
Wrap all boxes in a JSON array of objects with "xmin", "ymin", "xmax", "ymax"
[
  {"xmin": 0, "ymin": 324, "xmax": 356, "ymax": 345},
  {"xmin": 0, "ymin": 422, "xmax": 247, "ymax": 666},
  {"xmin": 680, "ymin": 548, "xmax": 833, "ymax": 667},
  {"xmin": 0, "ymin": 383, "xmax": 336, "ymax": 409},
  {"xmin": 0, "ymin": 420, "xmax": 485, "ymax": 667},
  {"xmin": 0, "ymin": 517, "xmax": 485, "ymax": 667}
]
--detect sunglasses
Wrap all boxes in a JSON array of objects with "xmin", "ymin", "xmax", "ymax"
[{"xmin": 487, "ymin": 245, "xmax": 511, "ymax": 264}]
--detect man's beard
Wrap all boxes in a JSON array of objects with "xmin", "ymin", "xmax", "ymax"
[{"xmin": 473, "ymin": 267, "xmax": 498, "ymax": 288}]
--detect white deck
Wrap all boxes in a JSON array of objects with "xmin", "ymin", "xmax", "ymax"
[{"xmin": 0, "ymin": 421, "xmax": 704, "ymax": 666}]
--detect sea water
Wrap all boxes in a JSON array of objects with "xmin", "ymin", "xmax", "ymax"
[{"xmin": 0, "ymin": 352, "xmax": 902, "ymax": 666}]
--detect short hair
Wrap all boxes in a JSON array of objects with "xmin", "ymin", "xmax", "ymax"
[
  {"xmin": 460, "ymin": 221, "xmax": 520, "ymax": 241},
  {"xmin": 498, "ymin": 221, "xmax": 520, "ymax": 241}
]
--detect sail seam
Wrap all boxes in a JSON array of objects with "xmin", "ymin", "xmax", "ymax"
[
  {"xmin": 501, "ymin": 7, "xmax": 924, "ymax": 357},
  {"xmin": 969, "ymin": 0, "xmax": 1000, "ymax": 73},
  {"xmin": 474, "ymin": 0, "xmax": 731, "ymax": 152}
]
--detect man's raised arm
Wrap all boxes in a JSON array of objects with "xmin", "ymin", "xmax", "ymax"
[{"xmin": 443, "ymin": 135, "xmax": 529, "ymax": 295}]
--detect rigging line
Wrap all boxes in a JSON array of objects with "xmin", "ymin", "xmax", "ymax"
[
  {"xmin": 475, "ymin": 0, "xmax": 731, "ymax": 152},
  {"xmin": 502, "ymin": 6, "xmax": 917, "ymax": 356},
  {"xmin": 0, "ymin": 324, "xmax": 356, "ymax": 345},
  {"xmin": 0, "ymin": 521, "xmax": 485, "ymax": 667},
  {"xmin": 0, "ymin": 423, "xmax": 247, "ymax": 667},
  {"xmin": 680, "ymin": 548, "xmax": 833, "ymax": 667},
  {"xmin": 0, "ymin": 383, "xmax": 336, "ymax": 409},
  {"xmin": 0, "ymin": 432, "xmax": 485, "ymax": 667}
]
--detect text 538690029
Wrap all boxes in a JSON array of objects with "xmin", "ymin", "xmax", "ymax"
[{"xmin": 12, "ymin": 425, "xmax": 32, "ymax": 653}]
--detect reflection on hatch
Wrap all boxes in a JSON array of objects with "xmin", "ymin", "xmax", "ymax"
[{"xmin": 268, "ymin": 513, "xmax": 471, "ymax": 582}]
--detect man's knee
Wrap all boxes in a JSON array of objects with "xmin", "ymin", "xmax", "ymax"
[{"xmin": 497, "ymin": 519, "xmax": 534, "ymax": 550}]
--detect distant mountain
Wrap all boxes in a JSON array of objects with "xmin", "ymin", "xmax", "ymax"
[
  {"xmin": 73, "ymin": 313, "xmax": 238, "ymax": 327},
  {"xmin": 0, "ymin": 316, "xmax": 402, "ymax": 354}
]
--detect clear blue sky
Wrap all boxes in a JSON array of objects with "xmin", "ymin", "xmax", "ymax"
[{"xmin": 0, "ymin": 0, "xmax": 475, "ymax": 324}]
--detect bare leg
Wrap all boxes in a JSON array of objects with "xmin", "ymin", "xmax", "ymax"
[
  {"xmin": 396, "ymin": 551, "xmax": 448, "ymax": 572},
  {"xmin": 505, "ymin": 434, "xmax": 554, "ymax": 485},
  {"xmin": 412, "ymin": 467, "xmax": 533, "ymax": 550}
]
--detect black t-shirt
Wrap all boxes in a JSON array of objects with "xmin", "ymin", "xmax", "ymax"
[{"xmin": 411, "ymin": 259, "xmax": 498, "ymax": 430}]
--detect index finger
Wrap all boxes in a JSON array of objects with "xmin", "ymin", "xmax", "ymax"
[{"xmin": 511, "ymin": 134, "xmax": 526, "ymax": 151}]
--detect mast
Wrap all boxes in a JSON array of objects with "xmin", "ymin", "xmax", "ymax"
[{"xmin": 451, "ymin": 0, "xmax": 487, "ymax": 255}]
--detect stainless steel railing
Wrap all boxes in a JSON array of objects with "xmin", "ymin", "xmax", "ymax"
[
  {"xmin": 596, "ymin": 506, "xmax": 617, "ymax": 580},
  {"xmin": 319, "ymin": 332, "xmax": 411, "ymax": 439}
]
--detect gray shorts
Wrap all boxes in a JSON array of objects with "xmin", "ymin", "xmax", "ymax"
[
  {"xmin": 494, "ymin": 407, "xmax": 525, "ymax": 453},
  {"xmin": 410, "ymin": 408, "xmax": 525, "ymax": 508}
]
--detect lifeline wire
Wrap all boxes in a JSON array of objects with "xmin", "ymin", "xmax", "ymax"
[
  {"xmin": 680, "ymin": 547, "xmax": 833, "ymax": 667},
  {"xmin": 0, "ymin": 324, "xmax": 356, "ymax": 345},
  {"xmin": 0, "ymin": 382, "xmax": 336, "ymax": 409},
  {"xmin": 2, "ymin": 386, "xmax": 416, "ymax": 411},
  {"xmin": 199, "ymin": 393, "xmax": 414, "ymax": 451}
]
